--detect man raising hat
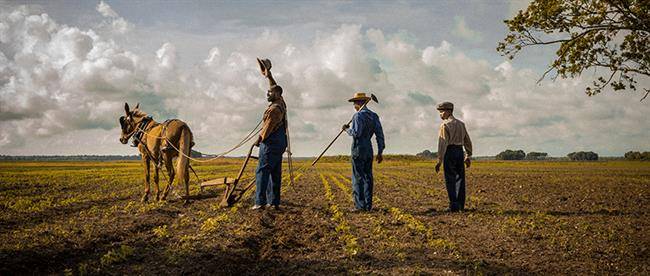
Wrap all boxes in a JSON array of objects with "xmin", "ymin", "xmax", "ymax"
[
  {"xmin": 251, "ymin": 58, "xmax": 288, "ymax": 210},
  {"xmin": 434, "ymin": 101, "xmax": 472, "ymax": 212},
  {"xmin": 342, "ymin": 92, "xmax": 385, "ymax": 212}
]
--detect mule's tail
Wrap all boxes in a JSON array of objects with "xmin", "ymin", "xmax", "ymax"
[{"xmin": 176, "ymin": 125, "xmax": 193, "ymax": 199}]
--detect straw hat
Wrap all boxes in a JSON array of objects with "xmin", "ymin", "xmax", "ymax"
[{"xmin": 348, "ymin": 92, "xmax": 371, "ymax": 102}]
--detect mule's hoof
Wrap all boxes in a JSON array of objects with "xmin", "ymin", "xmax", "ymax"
[
  {"xmin": 141, "ymin": 195, "xmax": 149, "ymax": 203},
  {"xmin": 183, "ymin": 199, "xmax": 191, "ymax": 206}
]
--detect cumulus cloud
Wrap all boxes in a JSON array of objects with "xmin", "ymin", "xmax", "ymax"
[
  {"xmin": 0, "ymin": 5, "xmax": 648, "ymax": 156},
  {"xmin": 0, "ymin": 6, "xmax": 147, "ymax": 148},
  {"xmin": 96, "ymin": 1, "xmax": 118, "ymax": 18},
  {"xmin": 96, "ymin": 1, "xmax": 132, "ymax": 34}
]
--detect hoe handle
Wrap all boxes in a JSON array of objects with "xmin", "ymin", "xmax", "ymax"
[
  {"xmin": 311, "ymin": 98, "xmax": 373, "ymax": 167},
  {"xmin": 311, "ymin": 128, "xmax": 345, "ymax": 166}
]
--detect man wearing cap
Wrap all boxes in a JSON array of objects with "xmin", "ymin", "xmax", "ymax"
[
  {"xmin": 434, "ymin": 101, "xmax": 472, "ymax": 212},
  {"xmin": 251, "ymin": 58, "xmax": 288, "ymax": 210},
  {"xmin": 342, "ymin": 92, "xmax": 385, "ymax": 212}
]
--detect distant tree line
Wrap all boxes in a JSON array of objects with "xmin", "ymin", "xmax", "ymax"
[
  {"xmin": 624, "ymin": 151, "xmax": 650, "ymax": 161},
  {"xmin": 494, "ymin": 149, "xmax": 602, "ymax": 161},
  {"xmin": 496, "ymin": 149, "xmax": 527, "ymax": 160},
  {"xmin": 415, "ymin": 150, "xmax": 438, "ymax": 160},
  {"xmin": 0, "ymin": 155, "xmax": 140, "ymax": 161},
  {"xmin": 567, "ymin": 151, "xmax": 599, "ymax": 161},
  {"xmin": 525, "ymin": 152, "xmax": 548, "ymax": 160},
  {"xmin": 0, "ymin": 150, "xmax": 205, "ymax": 161}
]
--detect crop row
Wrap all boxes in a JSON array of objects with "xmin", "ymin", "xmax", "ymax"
[
  {"xmin": 335, "ymin": 172, "xmax": 455, "ymax": 252},
  {"xmin": 319, "ymin": 173, "xmax": 360, "ymax": 256}
]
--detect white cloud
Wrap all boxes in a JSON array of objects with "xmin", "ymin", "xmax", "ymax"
[
  {"xmin": 96, "ymin": 1, "xmax": 132, "ymax": 34},
  {"xmin": 0, "ymin": 5, "xmax": 648, "ymax": 157},
  {"xmin": 96, "ymin": 1, "xmax": 118, "ymax": 18}
]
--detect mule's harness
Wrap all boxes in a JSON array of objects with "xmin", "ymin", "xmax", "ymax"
[{"xmin": 131, "ymin": 116, "xmax": 154, "ymax": 148}]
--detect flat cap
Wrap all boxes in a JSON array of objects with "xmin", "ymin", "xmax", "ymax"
[{"xmin": 436, "ymin": 101, "xmax": 454, "ymax": 111}]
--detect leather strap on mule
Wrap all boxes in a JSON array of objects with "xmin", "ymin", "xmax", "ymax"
[{"xmin": 131, "ymin": 116, "xmax": 153, "ymax": 147}]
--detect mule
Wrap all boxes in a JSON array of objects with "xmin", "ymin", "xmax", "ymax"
[{"xmin": 119, "ymin": 103, "xmax": 194, "ymax": 203}]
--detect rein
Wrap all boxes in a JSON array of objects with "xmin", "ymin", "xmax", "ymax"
[{"xmin": 135, "ymin": 117, "xmax": 263, "ymax": 163}]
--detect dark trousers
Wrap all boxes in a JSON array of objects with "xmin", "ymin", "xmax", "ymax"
[
  {"xmin": 254, "ymin": 142, "xmax": 283, "ymax": 206},
  {"xmin": 351, "ymin": 155, "xmax": 373, "ymax": 210},
  {"xmin": 443, "ymin": 145, "xmax": 466, "ymax": 211}
]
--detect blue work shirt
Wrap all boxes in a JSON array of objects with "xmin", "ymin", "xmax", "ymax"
[{"xmin": 346, "ymin": 107, "xmax": 385, "ymax": 159}]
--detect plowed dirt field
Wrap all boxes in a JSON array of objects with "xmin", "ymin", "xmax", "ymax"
[{"xmin": 1, "ymin": 159, "xmax": 648, "ymax": 274}]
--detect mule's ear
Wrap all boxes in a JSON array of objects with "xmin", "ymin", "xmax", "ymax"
[
  {"xmin": 125, "ymin": 102, "xmax": 130, "ymax": 114},
  {"xmin": 135, "ymin": 102, "xmax": 140, "ymax": 110}
]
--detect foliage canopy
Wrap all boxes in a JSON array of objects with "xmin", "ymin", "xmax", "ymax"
[{"xmin": 498, "ymin": 0, "xmax": 650, "ymax": 100}]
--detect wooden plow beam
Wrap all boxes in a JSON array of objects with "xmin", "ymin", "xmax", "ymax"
[{"xmin": 200, "ymin": 143, "xmax": 258, "ymax": 208}]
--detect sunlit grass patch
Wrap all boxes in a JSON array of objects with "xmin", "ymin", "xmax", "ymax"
[{"xmin": 100, "ymin": 245, "xmax": 134, "ymax": 266}]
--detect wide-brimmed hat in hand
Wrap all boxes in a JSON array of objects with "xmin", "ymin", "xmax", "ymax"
[{"xmin": 257, "ymin": 58, "xmax": 272, "ymax": 73}]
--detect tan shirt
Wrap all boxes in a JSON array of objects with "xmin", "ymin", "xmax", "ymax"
[
  {"xmin": 437, "ymin": 115, "xmax": 472, "ymax": 163},
  {"xmin": 259, "ymin": 96, "xmax": 287, "ymax": 141}
]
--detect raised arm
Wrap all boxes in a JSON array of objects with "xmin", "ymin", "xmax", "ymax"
[{"xmin": 266, "ymin": 71, "xmax": 277, "ymax": 88}]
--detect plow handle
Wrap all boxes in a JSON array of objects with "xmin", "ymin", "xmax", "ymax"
[{"xmin": 235, "ymin": 143, "xmax": 256, "ymax": 182}]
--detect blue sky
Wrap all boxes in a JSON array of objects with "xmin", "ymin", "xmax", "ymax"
[{"xmin": 0, "ymin": 0, "xmax": 648, "ymax": 156}]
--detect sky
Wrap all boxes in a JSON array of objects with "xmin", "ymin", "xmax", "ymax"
[{"xmin": 0, "ymin": 0, "xmax": 648, "ymax": 157}]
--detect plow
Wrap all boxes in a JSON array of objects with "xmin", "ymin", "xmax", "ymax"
[{"xmin": 199, "ymin": 143, "xmax": 259, "ymax": 207}]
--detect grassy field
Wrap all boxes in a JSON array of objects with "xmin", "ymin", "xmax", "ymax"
[{"xmin": 1, "ymin": 159, "xmax": 648, "ymax": 274}]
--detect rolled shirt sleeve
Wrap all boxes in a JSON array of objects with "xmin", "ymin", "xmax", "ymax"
[
  {"xmin": 463, "ymin": 125, "xmax": 472, "ymax": 158},
  {"xmin": 437, "ymin": 124, "xmax": 448, "ymax": 164}
]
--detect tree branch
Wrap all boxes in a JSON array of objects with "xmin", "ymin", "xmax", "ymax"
[{"xmin": 640, "ymin": 89, "xmax": 649, "ymax": 102}]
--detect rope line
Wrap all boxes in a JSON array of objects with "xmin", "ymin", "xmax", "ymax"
[{"xmin": 136, "ymin": 118, "xmax": 262, "ymax": 163}]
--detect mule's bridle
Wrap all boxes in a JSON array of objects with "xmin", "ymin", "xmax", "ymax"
[{"xmin": 121, "ymin": 115, "xmax": 152, "ymax": 147}]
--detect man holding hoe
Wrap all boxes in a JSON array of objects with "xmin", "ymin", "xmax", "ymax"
[
  {"xmin": 342, "ymin": 92, "xmax": 385, "ymax": 212},
  {"xmin": 434, "ymin": 101, "xmax": 472, "ymax": 212}
]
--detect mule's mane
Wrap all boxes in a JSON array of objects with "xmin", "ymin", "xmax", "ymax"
[{"xmin": 131, "ymin": 109, "xmax": 148, "ymax": 118}]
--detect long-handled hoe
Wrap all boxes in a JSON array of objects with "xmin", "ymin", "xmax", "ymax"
[{"xmin": 311, "ymin": 94, "xmax": 379, "ymax": 167}]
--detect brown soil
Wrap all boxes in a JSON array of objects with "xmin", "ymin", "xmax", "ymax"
[{"xmin": 0, "ymin": 160, "xmax": 648, "ymax": 275}]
